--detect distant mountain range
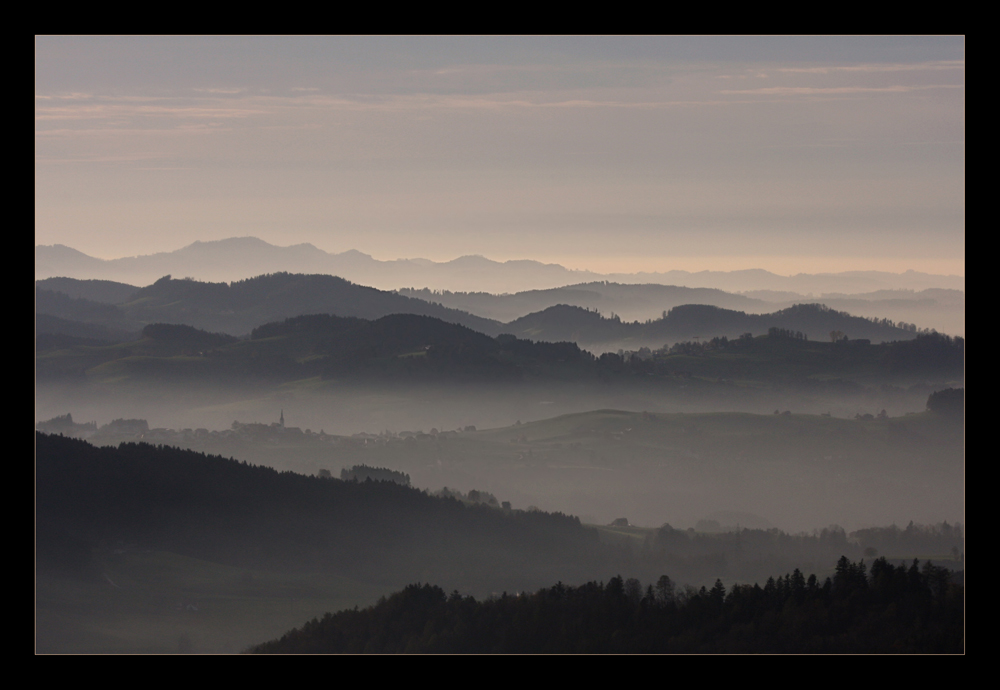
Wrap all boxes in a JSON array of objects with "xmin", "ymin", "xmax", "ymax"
[{"xmin": 36, "ymin": 236, "xmax": 964, "ymax": 295}]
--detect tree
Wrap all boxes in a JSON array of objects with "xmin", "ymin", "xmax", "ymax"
[
  {"xmin": 655, "ymin": 575, "xmax": 675, "ymax": 604},
  {"xmin": 926, "ymin": 388, "xmax": 964, "ymax": 419},
  {"xmin": 625, "ymin": 578, "xmax": 643, "ymax": 606}
]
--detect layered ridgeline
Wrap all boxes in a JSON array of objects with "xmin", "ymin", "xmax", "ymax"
[
  {"xmin": 37, "ymin": 274, "xmax": 936, "ymax": 352},
  {"xmin": 37, "ymin": 431, "xmax": 963, "ymax": 653},
  {"xmin": 36, "ymin": 310, "xmax": 963, "ymax": 388},
  {"xmin": 249, "ymin": 558, "xmax": 964, "ymax": 653},
  {"xmin": 37, "ymin": 402, "xmax": 965, "ymax": 536},
  {"xmin": 399, "ymin": 283, "xmax": 965, "ymax": 338},
  {"xmin": 36, "ymin": 273, "xmax": 499, "ymax": 340},
  {"xmin": 35, "ymin": 237, "xmax": 964, "ymax": 295}
]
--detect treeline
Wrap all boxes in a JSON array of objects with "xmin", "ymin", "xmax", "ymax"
[
  {"xmin": 339, "ymin": 464, "xmax": 411, "ymax": 486},
  {"xmin": 598, "ymin": 330, "xmax": 964, "ymax": 380},
  {"xmin": 248, "ymin": 556, "xmax": 963, "ymax": 653},
  {"xmin": 504, "ymin": 302, "xmax": 925, "ymax": 348},
  {"xmin": 250, "ymin": 313, "xmax": 589, "ymax": 382},
  {"xmin": 642, "ymin": 523, "xmax": 963, "ymax": 585},
  {"xmin": 38, "ymin": 304, "xmax": 964, "ymax": 386},
  {"xmin": 927, "ymin": 388, "xmax": 964, "ymax": 419}
]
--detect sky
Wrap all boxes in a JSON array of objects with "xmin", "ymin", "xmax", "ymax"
[{"xmin": 35, "ymin": 36, "xmax": 965, "ymax": 276}]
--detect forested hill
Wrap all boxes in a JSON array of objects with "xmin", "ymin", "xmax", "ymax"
[
  {"xmin": 36, "ymin": 311, "xmax": 964, "ymax": 386},
  {"xmin": 36, "ymin": 433, "xmax": 615, "ymax": 594},
  {"xmin": 399, "ymin": 282, "xmax": 770, "ymax": 323},
  {"xmin": 505, "ymin": 302, "xmax": 924, "ymax": 349},
  {"xmin": 37, "ymin": 273, "xmax": 503, "ymax": 338},
  {"xmin": 249, "ymin": 557, "xmax": 964, "ymax": 653},
  {"xmin": 36, "ymin": 277, "xmax": 139, "ymax": 304},
  {"xmin": 39, "ymin": 274, "xmax": 933, "ymax": 351},
  {"xmin": 398, "ymin": 283, "xmax": 965, "ymax": 338}
]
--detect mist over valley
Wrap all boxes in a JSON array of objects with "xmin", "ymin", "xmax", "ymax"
[{"xmin": 35, "ymin": 36, "xmax": 964, "ymax": 653}]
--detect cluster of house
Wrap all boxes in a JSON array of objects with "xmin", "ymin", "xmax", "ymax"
[
  {"xmin": 35, "ymin": 411, "xmax": 304, "ymax": 445},
  {"xmin": 855, "ymin": 410, "xmax": 890, "ymax": 421},
  {"xmin": 35, "ymin": 413, "xmax": 135, "ymax": 440},
  {"xmin": 36, "ymin": 411, "xmax": 480, "ymax": 448}
]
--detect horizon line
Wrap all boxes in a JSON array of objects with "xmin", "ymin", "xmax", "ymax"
[{"xmin": 35, "ymin": 237, "xmax": 966, "ymax": 280}]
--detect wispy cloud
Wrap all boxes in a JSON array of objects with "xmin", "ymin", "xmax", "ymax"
[
  {"xmin": 717, "ymin": 84, "xmax": 964, "ymax": 95},
  {"xmin": 35, "ymin": 152, "xmax": 178, "ymax": 164},
  {"xmin": 263, "ymin": 92, "xmax": 745, "ymax": 112},
  {"xmin": 192, "ymin": 87, "xmax": 247, "ymax": 94},
  {"xmin": 775, "ymin": 61, "xmax": 964, "ymax": 74},
  {"xmin": 35, "ymin": 100, "xmax": 266, "ymax": 122}
]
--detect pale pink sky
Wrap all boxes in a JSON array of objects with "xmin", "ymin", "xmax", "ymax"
[{"xmin": 35, "ymin": 37, "xmax": 965, "ymax": 277}]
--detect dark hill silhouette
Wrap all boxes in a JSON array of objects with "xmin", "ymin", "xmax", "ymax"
[
  {"xmin": 37, "ymin": 273, "xmax": 937, "ymax": 351},
  {"xmin": 35, "ymin": 313, "xmax": 139, "ymax": 346},
  {"xmin": 399, "ymin": 282, "xmax": 772, "ymax": 323},
  {"xmin": 126, "ymin": 273, "xmax": 503, "ymax": 336},
  {"xmin": 36, "ymin": 432, "xmax": 611, "ymax": 593},
  {"xmin": 35, "ymin": 273, "xmax": 503, "ymax": 338},
  {"xmin": 507, "ymin": 302, "xmax": 922, "ymax": 349},
  {"xmin": 36, "ymin": 277, "xmax": 139, "ymax": 304},
  {"xmin": 249, "ymin": 559, "xmax": 963, "ymax": 653},
  {"xmin": 37, "ymin": 308, "xmax": 962, "ymax": 390},
  {"xmin": 506, "ymin": 304, "xmax": 621, "ymax": 345},
  {"xmin": 141, "ymin": 323, "xmax": 238, "ymax": 350},
  {"xmin": 35, "ymin": 287, "xmax": 132, "ymax": 327}
]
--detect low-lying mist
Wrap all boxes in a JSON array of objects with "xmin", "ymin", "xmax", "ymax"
[{"xmin": 37, "ymin": 379, "xmax": 964, "ymax": 534}]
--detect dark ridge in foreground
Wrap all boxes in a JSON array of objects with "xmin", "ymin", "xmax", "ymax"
[{"xmin": 249, "ymin": 558, "xmax": 964, "ymax": 654}]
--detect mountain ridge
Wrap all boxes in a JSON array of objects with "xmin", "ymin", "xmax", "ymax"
[
  {"xmin": 36, "ymin": 273, "xmax": 932, "ymax": 350},
  {"xmin": 36, "ymin": 237, "xmax": 964, "ymax": 295}
]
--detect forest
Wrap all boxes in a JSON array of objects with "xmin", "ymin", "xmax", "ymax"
[
  {"xmin": 248, "ymin": 557, "xmax": 963, "ymax": 653},
  {"xmin": 37, "ymin": 430, "xmax": 964, "ymax": 653}
]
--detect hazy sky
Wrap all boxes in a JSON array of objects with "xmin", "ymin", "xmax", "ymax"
[{"xmin": 35, "ymin": 36, "xmax": 965, "ymax": 275}]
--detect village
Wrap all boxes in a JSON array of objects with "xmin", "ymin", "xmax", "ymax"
[{"xmin": 35, "ymin": 411, "xmax": 477, "ymax": 449}]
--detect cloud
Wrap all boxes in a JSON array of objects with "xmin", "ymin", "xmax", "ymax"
[
  {"xmin": 35, "ymin": 99, "xmax": 266, "ymax": 122},
  {"xmin": 717, "ymin": 84, "xmax": 964, "ymax": 96},
  {"xmin": 775, "ymin": 61, "xmax": 964, "ymax": 75},
  {"xmin": 192, "ymin": 87, "xmax": 247, "ymax": 94}
]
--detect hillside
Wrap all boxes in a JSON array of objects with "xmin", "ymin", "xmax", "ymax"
[
  {"xmin": 399, "ymin": 282, "xmax": 771, "ymax": 323},
  {"xmin": 400, "ymin": 283, "xmax": 965, "ymax": 337},
  {"xmin": 36, "ymin": 432, "xmax": 627, "ymax": 653},
  {"xmin": 505, "ymin": 302, "xmax": 926, "ymax": 350},
  {"xmin": 36, "ymin": 432, "xmax": 614, "ymax": 594},
  {"xmin": 36, "ymin": 309, "xmax": 963, "ymax": 390},
  {"xmin": 38, "ymin": 274, "xmax": 936, "ymax": 354},
  {"xmin": 249, "ymin": 560, "xmax": 964, "ymax": 653},
  {"xmin": 36, "ymin": 429, "xmax": 963, "ymax": 652},
  {"xmin": 41, "ymin": 403, "xmax": 964, "ymax": 535}
]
